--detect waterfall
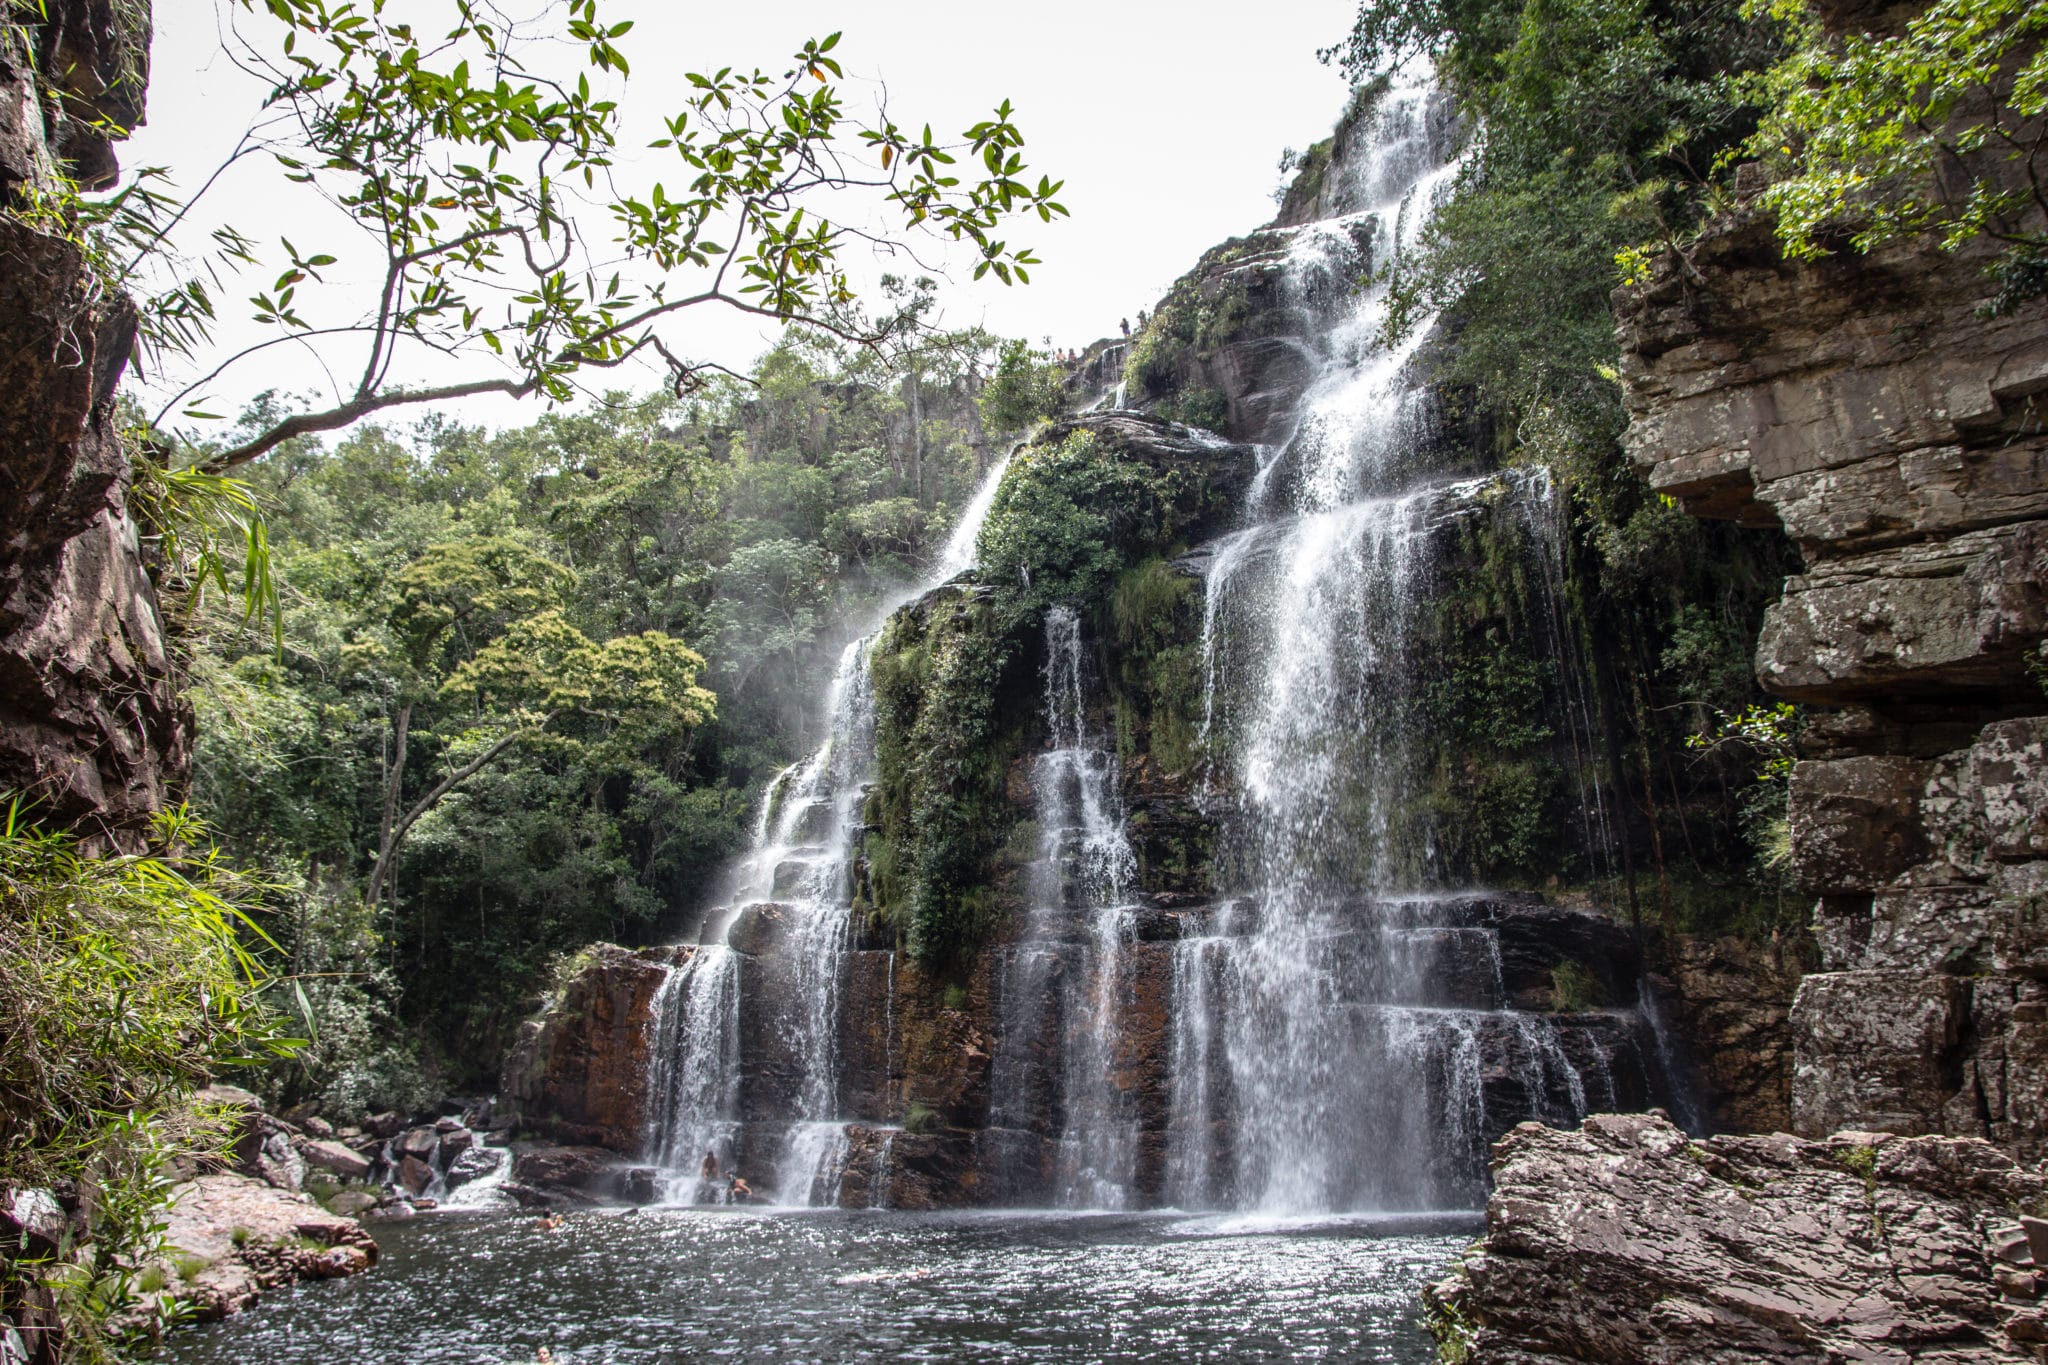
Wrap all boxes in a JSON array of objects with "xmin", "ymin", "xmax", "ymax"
[
  {"xmin": 1164, "ymin": 70, "xmax": 1619, "ymax": 1214},
  {"xmin": 986, "ymin": 606, "xmax": 1144, "ymax": 1208},
  {"xmin": 631, "ymin": 64, "xmax": 1689, "ymax": 1220},
  {"xmin": 643, "ymin": 454, "xmax": 1013, "ymax": 1206}
]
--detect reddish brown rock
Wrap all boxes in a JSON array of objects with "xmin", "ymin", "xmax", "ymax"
[
  {"xmin": 0, "ymin": 1, "xmax": 186, "ymax": 847},
  {"xmin": 1662, "ymin": 935, "xmax": 1807, "ymax": 1135},
  {"xmin": 1615, "ymin": 120, "xmax": 2048, "ymax": 1159},
  {"xmin": 150, "ymin": 1174, "xmax": 376, "ymax": 1324},
  {"xmin": 499, "ymin": 942, "xmax": 685, "ymax": 1151}
]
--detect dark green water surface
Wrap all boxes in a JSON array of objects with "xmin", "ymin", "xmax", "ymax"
[{"xmin": 157, "ymin": 1207, "xmax": 1471, "ymax": 1363}]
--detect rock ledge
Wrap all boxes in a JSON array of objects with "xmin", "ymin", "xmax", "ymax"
[{"xmin": 1428, "ymin": 1112, "xmax": 2048, "ymax": 1363}]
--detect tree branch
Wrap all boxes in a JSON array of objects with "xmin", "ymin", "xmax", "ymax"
[{"xmin": 362, "ymin": 724, "xmax": 533, "ymax": 912}]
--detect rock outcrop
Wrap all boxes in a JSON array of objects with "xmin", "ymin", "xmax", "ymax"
[
  {"xmin": 499, "ymin": 943, "xmax": 683, "ymax": 1149},
  {"xmin": 149, "ymin": 1175, "xmax": 375, "ymax": 1324},
  {"xmin": 1427, "ymin": 1112, "xmax": 2048, "ymax": 1363},
  {"xmin": 0, "ymin": 0, "xmax": 187, "ymax": 844},
  {"xmin": 1616, "ymin": 154, "xmax": 2048, "ymax": 1159}
]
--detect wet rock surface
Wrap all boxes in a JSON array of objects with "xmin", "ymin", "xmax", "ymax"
[
  {"xmin": 499, "ymin": 942, "xmax": 684, "ymax": 1148},
  {"xmin": 1428, "ymin": 1112, "xmax": 2048, "ymax": 1363},
  {"xmin": 0, "ymin": 0, "xmax": 187, "ymax": 846}
]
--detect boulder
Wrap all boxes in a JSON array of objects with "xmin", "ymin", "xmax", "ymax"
[
  {"xmin": 509, "ymin": 1144, "xmax": 617, "ymax": 1197},
  {"xmin": 499, "ymin": 943, "xmax": 685, "ymax": 1150},
  {"xmin": 437, "ymin": 1125, "xmax": 474, "ymax": 1164},
  {"xmin": 363, "ymin": 1111, "xmax": 405, "ymax": 1140},
  {"xmin": 323, "ymin": 1191, "xmax": 378, "ymax": 1217},
  {"xmin": 151, "ymin": 1174, "xmax": 376, "ymax": 1323},
  {"xmin": 397, "ymin": 1155, "xmax": 434, "ymax": 1196},
  {"xmin": 0, "ymin": 1188, "xmax": 66, "ymax": 1258},
  {"xmin": 1427, "ymin": 1112, "xmax": 2048, "ymax": 1362},
  {"xmin": 298, "ymin": 1139, "xmax": 371, "ymax": 1181},
  {"xmin": 443, "ymin": 1146, "xmax": 504, "ymax": 1192},
  {"xmin": 395, "ymin": 1126, "xmax": 438, "ymax": 1161},
  {"xmin": 234, "ymin": 1126, "xmax": 304, "ymax": 1193}
]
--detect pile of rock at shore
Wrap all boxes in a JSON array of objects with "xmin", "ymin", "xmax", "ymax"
[
  {"xmin": 1427, "ymin": 1112, "xmax": 2048, "ymax": 1363},
  {"xmin": 110, "ymin": 1086, "xmax": 523, "ymax": 1326},
  {"xmin": 196, "ymin": 1085, "xmax": 514, "ymax": 1222}
]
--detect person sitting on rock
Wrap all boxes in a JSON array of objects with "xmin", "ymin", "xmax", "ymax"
[
  {"xmin": 728, "ymin": 1173, "xmax": 753, "ymax": 1203},
  {"xmin": 700, "ymin": 1150, "xmax": 719, "ymax": 1183}
]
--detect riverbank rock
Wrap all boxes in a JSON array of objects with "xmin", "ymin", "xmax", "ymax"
[
  {"xmin": 1426, "ymin": 1112, "xmax": 2048, "ymax": 1363},
  {"xmin": 151, "ymin": 1174, "xmax": 376, "ymax": 1322}
]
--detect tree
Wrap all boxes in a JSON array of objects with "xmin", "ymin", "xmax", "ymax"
[
  {"xmin": 979, "ymin": 336, "xmax": 1065, "ymax": 432},
  {"xmin": 1749, "ymin": 0, "xmax": 2048, "ymax": 315},
  {"xmin": 94, "ymin": 0, "xmax": 1066, "ymax": 468}
]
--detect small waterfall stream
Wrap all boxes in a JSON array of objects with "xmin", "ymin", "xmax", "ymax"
[
  {"xmin": 1163, "ymin": 72, "xmax": 1627, "ymax": 1213},
  {"xmin": 643, "ymin": 455, "xmax": 1014, "ymax": 1205},
  {"xmin": 985, "ymin": 607, "xmax": 1144, "ymax": 1207}
]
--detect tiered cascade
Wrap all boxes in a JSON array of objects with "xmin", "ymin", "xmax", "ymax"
[
  {"xmin": 982, "ymin": 607, "xmax": 1145, "ymax": 1207},
  {"xmin": 637, "ymin": 70, "xmax": 1688, "ymax": 1212}
]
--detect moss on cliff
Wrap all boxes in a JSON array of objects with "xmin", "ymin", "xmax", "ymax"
[
  {"xmin": 1107, "ymin": 557, "xmax": 1205, "ymax": 780},
  {"xmin": 866, "ymin": 416, "xmax": 1250, "ymax": 966},
  {"xmin": 867, "ymin": 586, "xmax": 1027, "ymax": 966}
]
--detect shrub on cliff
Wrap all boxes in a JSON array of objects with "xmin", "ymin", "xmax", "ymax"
[{"xmin": 1748, "ymin": 0, "xmax": 2048, "ymax": 316}]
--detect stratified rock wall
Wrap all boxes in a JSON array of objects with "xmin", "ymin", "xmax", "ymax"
[
  {"xmin": 1617, "ymin": 170, "xmax": 2048, "ymax": 1157},
  {"xmin": 0, "ymin": 1, "xmax": 186, "ymax": 842},
  {"xmin": 1429, "ymin": 1112, "xmax": 2048, "ymax": 1363}
]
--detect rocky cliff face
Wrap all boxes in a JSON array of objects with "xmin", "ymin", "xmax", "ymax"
[
  {"xmin": 499, "ymin": 943, "xmax": 683, "ymax": 1150},
  {"xmin": 505, "ymin": 402, "xmax": 1690, "ymax": 1207},
  {"xmin": 0, "ymin": 1, "xmax": 186, "ymax": 842},
  {"xmin": 1616, "ymin": 194, "xmax": 2048, "ymax": 1158}
]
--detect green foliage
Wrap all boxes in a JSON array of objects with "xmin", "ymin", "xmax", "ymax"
[
  {"xmin": 976, "ymin": 432, "xmax": 1169, "ymax": 613},
  {"xmin": 180, "ymin": 339, "xmax": 1021, "ymax": 1082},
  {"xmin": 0, "ymin": 804, "xmax": 296, "ymax": 1360},
  {"xmin": 1359, "ymin": 0, "xmax": 1777, "ymax": 454},
  {"xmin": 1750, "ymin": 0, "xmax": 2048, "ymax": 313},
  {"xmin": 1550, "ymin": 959, "xmax": 1604, "ymax": 1012},
  {"xmin": 978, "ymin": 338, "xmax": 1065, "ymax": 432},
  {"xmin": 870, "ymin": 593, "xmax": 1024, "ymax": 965},
  {"xmin": 1838, "ymin": 1142, "xmax": 1879, "ymax": 1188},
  {"xmin": 903, "ymin": 1100, "xmax": 942, "ymax": 1133},
  {"xmin": 66, "ymin": 1, "xmax": 1069, "ymax": 470},
  {"xmin": 130, "ymin": 453, "xmax": 283, "ymax": 645},
  {"xmin": 1423, "ymin": 1294, "xmax": 1480, "ymax": 1364},
  {"xmin": 1124, "ymin": 269, "xmax": 1254, "ymax": 403},
  {"xmin": 1108, "ymin": 558, "xmax": 1206, "ymax": 778}
]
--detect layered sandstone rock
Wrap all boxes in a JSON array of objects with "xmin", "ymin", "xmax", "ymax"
[
  {"xmin": 1616, "ymin": 177, "xmax": 2048, "ymax": 1158},
  {"xmin": 1427, "ymin": 1112, "xmax": 2048, "ymax": 1363},
  {"xmin": 0, "ymin": 0, "xmax": 187, "ymax": 843},
  {"xmin": 150, "ymin": 1175, "xmax": 376, "ymax": 1323}
]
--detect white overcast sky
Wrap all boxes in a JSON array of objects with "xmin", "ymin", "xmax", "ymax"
[{"xmin": 128, "ymin": 0, "xmax": 1357, "ymax": 436}]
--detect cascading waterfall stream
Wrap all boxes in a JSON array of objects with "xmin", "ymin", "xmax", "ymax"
[
  {"xmin": 985, "ymin": 606, "xmax": 1144, "ymax": 1208},
  {"xmin": 636, "ymin": 66, "xmax": 1685, "ymax": 1220},
  {"xmin": 644, "ymin": 454, "xmax": 1013, "ymax": 1206},
  {"xmin": 1165, "ymin": 70, "xmax": 1628, "ymax": 1214}
]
